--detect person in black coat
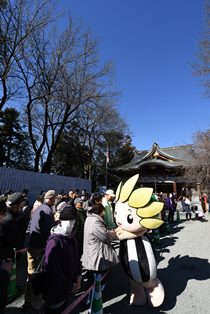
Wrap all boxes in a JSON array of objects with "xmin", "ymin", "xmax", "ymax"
[
  {"xmin": 2, "ymin": 192, "xmax": 31, "ymax": 258},
  {"xmin": 0, "ymin": 199, "xmax": 10, "ymax": 314},
  {"xmin": 0, "ymin": 193, "xmax": 30, "ymax": 313}
]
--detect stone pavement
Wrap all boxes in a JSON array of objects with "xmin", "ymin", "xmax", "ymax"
[{"xmin": 6, "ymin": 212, "xmax": 210, "ymax": 313}]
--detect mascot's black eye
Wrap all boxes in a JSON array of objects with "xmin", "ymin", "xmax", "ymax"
[{"xmin": 127, "ymin": 214, "xmax": 133, "ymax": 224}]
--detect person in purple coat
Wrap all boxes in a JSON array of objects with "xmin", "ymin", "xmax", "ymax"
[
  {"xmin": 165, "ymin": 193, "xmax": 175, "ymax": 223},
  {"xmin": 43, "ymin": 205, "xmax": 81, "ymax": 314}
]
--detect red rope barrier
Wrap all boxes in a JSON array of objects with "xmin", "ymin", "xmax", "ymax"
[
  {"xmin": 14, "ymin": 247, "xmax": 108, "ymax": 313},
  {"xmin": 61, "ymin": 271, "xmax": 108, "ymax": 314},
  {"xmin": 15, "ymin": 248, "xmax": 27, "ymax": 253}
]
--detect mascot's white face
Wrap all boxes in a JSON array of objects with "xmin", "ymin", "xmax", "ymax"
[
  {"xmin": 114, "ymin": 174, "xmax": 164, "ymax": 232},
  {"xmin": 115, "ymin": 201, "xmax": 143, "ymax": 233}
]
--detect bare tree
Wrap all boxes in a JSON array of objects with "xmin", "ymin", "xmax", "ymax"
[
  {"xmin": 192, "ymin": 0, "xmax": 210, "ymax": 96},
  {"xmin": 184, "ymin": 130, "xmax": 210, "ymax": 192},
  {"xmin": 51, "ymin": 99, "xmax": 133, "ymax": 189},
  {"xmin": 73, "ymin": 100, "xmax": 127, "ymax": 180},
  {"xmin": 17, "ymin": 17, "xmax": 117, "ymax": 172},
  {"xmin": 188, "ymin": 1, "xmax": 210, "ymax": 192},
  {"xmin": 0, "ymin": 0, "xmax": 52, "ymax": 110}
]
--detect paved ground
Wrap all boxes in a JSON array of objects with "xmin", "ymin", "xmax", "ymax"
[{"xmin": 6, "ymin": 212, "xmax": 210, "ymax": 313}]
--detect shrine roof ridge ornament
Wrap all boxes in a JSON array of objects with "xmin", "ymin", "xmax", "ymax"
[
  {"xmin": 141, "ymin": 142, "xmax": 182, "ymax": 163},
  {"xmin": 115, "ymin": 142, "xmax": 194, "ymax": 173}
]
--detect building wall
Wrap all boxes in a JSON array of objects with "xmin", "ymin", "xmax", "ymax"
[{"xmin": 0, "ymin": 167, "xmax": 91, "ymax": 206}]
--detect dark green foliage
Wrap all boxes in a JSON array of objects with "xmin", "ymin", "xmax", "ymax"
[
  {"xmin": 51, "ymin": 129, "xmax": 90, "ymax": 178},
  {"xmin": 51, "ymin": 126, "xmax": 136, "ymax": 191},
  {"xmin": 0, "ymin": 107, "xmax": 33, "ymax": 169}
]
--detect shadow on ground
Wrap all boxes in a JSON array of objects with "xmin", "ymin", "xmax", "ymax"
[
  {"xmin": 159, "ymin": 254, "xmax": 210, "ymax": 311},
  {"xmin": 101, "ymin": 255, "xmax": 210, "ymax": 314}
]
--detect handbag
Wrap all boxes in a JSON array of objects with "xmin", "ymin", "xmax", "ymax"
[
  {"xmin": 30, "ymin": 254, "xmax": 46, "ymax": 295},
  {"xmin": 98, "ymin": 243, "xmax": 119, "ymax": 271}
]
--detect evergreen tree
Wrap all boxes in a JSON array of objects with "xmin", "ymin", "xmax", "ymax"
[{"xmin": 0, "ymin": 107, "xmax": 32, "ymax": 169}]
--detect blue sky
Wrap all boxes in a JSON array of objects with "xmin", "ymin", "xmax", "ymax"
[{"xmin": 57, "ymin": 0, "xmax": 209, "ymax": 150}]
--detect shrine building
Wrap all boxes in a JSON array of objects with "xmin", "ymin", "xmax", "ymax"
[{"xmin": 115, "ymin": 142, "xmax": 198, "ymax": 196}]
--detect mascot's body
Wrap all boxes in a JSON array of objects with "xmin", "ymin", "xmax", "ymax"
[
  {"xmin": 114, "ymin": 174, "xmax": 165, "ymax": 307},
  {"xmin": 120, "ymin": 235, "xmax": 157, "ymax": 283}
]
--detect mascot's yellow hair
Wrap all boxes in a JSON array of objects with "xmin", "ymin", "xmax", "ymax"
[{"xmin": 115, "ymin": 174, "xmax": 164, "ymax": 229}]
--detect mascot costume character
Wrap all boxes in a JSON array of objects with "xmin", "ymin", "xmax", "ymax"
[{"xmin": 114, "ymin": 174, "xmax": 165, "ymax": 307}]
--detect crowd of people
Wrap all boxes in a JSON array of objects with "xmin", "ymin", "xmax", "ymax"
[
  {"xmin": 154, "ymin": 188, "xmax": 208, "ymax": 225},
  {"xmin": 0, "ymin": 186, "xmax": 209, "ymax": 313},
  {"xmin": 0, "ymin": 187, "xmax": 120, "ymax": 313}
]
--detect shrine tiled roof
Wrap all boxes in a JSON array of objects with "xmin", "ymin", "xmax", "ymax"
[{"xmin": 116, "ymin": 142, "xmax": 194, "ymax": 172}]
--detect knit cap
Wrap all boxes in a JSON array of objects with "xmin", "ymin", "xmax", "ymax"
[
  {"xmin": 59, "ymin": 205, "xmax": 77, "ymax": 221},
  {"xmin": 6, "ymin": 192, "xmax": 25, "ymax": 206}
]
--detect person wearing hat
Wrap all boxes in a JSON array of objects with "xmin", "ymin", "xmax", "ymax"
[
  {"xmin": 0, "ymin": 193, "xmax": 30, "ymax": 313},
  {"xmin": 1, "ymin": 191, "xmax": 29, "ymax": 261},
  {"xmin": 74, "ymin": 198, "xmax": 86, "ymax": 259},
  {"xmin": 1, "ymin": 192, "xmax": 30, "ymax": 259},
  {"xmin": 42, "ymin": 205, "xmax": 81, "ymax": 313},
  {"xmin": 23, "ymin": 190, "xmax": 57, "ymax": 312},
  {"xmin": 102, "ymin": 189, "xmax": 116, "ymax": 230},
  {"xmin": 54, "ymin": 201, "xmax": 67, "ymax": 220}
]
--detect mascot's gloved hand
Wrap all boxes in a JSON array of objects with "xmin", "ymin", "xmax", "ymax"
[{"xmin": 115, "ymin": 226, "xmax": 147, "ymax": 240}]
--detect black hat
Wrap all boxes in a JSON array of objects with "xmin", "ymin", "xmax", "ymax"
[
  {"xmin": 59, "ymin": 205, "xmax": 77, "ymax": 221},
  {"xmin": 6, "ymin": 192, "xmax": 25, "ymax": 206}
]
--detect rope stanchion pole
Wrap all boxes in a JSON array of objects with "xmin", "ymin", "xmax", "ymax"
[
  {"xmin": 152, "ymin": 228, "xmax": 161, "ymax": 244},
  {"xmin": 7, "ymin": 248, "xmax": 27, "ymax": 304},
  {"xmin": 164, "ymin": 217, "xmax": 171, "ymax": 233},
  {"xmin": 90, "ymin": 273, "xmax": 103, "ymax": 314},
  {"xmin": 176, "ymin": 210, "xmax": 180, "ymax": 223}
]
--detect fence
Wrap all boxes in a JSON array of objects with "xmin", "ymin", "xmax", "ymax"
[{"xmin": 0, "ymin": 167, "xmax": 91, "ymax": 206}]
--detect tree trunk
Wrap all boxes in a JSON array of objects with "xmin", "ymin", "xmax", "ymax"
[
  {"xmin": 41, "ymin": 151, "xmax": 53, "ymax": 173},
  {"xmin": 0, "ymin": 78, "xmax": 7, "ymax": 111},
  {"xmin": 34, "ymin": 152, "xmax": 41, "ymax": 172}
]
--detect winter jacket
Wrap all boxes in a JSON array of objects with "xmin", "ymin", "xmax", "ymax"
[
  {"xmin": 28, "ymin": 203, "xmax": 55, "ymax": 249},
  {"xmin": 75, "ymin": 207, "xmax": 86, "ymax": 258},
  {"xmin": 43, "ymin": 229, "xmax": 80, "ymax": 306},
  {"xmin": 82, "ymin": 213, "xmax": 118, "ymax": 271},
  {"xmin": 0, "ymin": 207, "xmax": 30, "ymax": 259},
  {"xmin": 165, "ymin": 197, "xmax": 174, "ymax": 211},
  {"xmin": 102, "ymin": 199, "xmax": 116, "ymax": 230}
]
